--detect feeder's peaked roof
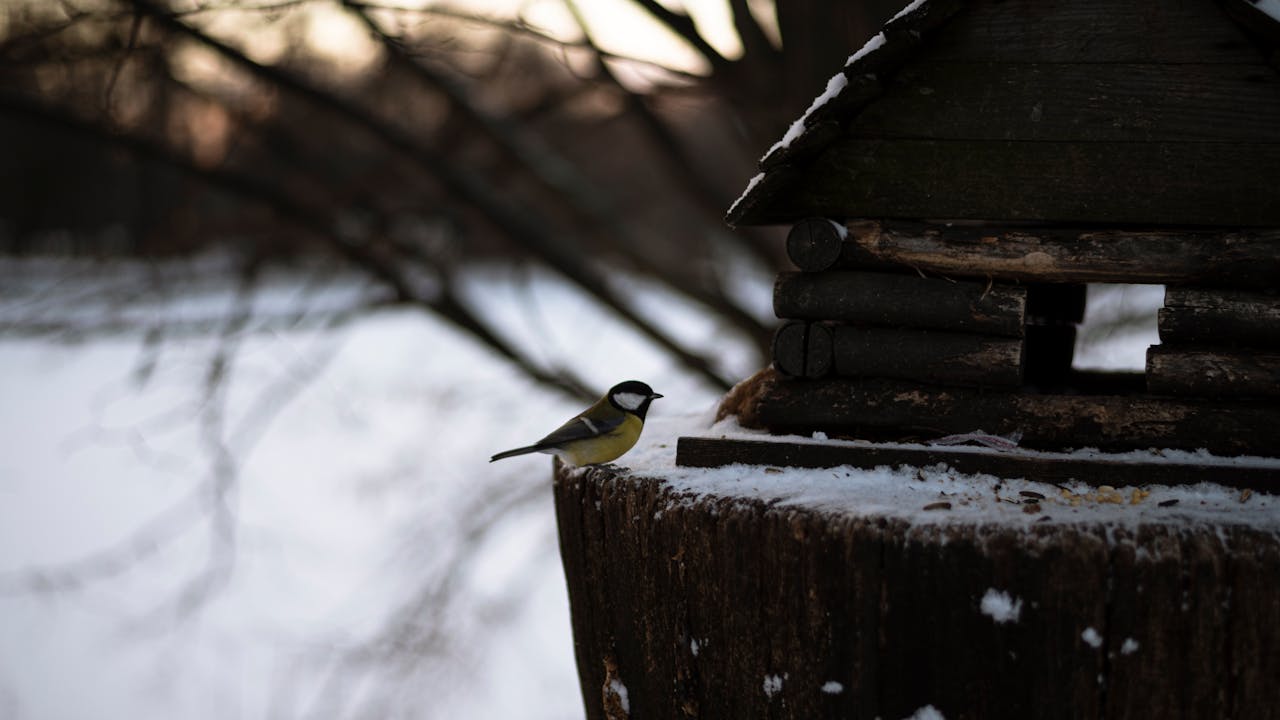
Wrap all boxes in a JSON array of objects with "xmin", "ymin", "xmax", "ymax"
[{"xmin": 727, "ymin": 0, "xmax": 1280, "ymax": 228}]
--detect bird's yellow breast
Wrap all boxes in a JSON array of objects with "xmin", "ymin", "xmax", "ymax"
[{"xmin": 558, "ymin": 413, "xmax": 644, "ymax": 466}]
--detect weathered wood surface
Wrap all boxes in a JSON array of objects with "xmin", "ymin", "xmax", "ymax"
[
  {"xmin": 772, "ymin": 321, "xmax": 1024, "ymax": 387},
  {"xmin": 1159, "ymin": 288, "xmax": 1280, "ymax": 348},
  {"xmin": 784, "ymin": 218, "xmax": 846, "ymax": 271},
  {"xmin": 554, "ymin": 462, "xmax": 1280, "ymax": 720},
  {"xmin": 675, "ymin": 437, "xmax": 1280, "ymax": 491},
  {"xmin": 788, "ymin": 221, "xmax": 1280, "ymax": 288},
  {"xmin": 774, "ymin": 271, "xmax": 1027, "ymax": 337},
  {"xmin": 726, "ymin": 0, "xmax": 1279, "ymax": 229},
  {"xmin": 856, "ymin": 62, "xmax": 1280, "ymax": 144},
  {"xmin": 859, "ymin": 62, "xmax": 1280, "ymax": 143},
  {"xmin": 925, "ymin": 0, "xmax": 1267, "ymax": 64},
  {"xmin": 765, "ymin": 139, "xmax": 1280, "ymax": 227},
  {"xmin": 1147, "ymin": 346, "xmax": 1280, "ymax": 398},
  {"xmin": 724, "ymin": 368, "xmax": 1280, "ymax": 456}
]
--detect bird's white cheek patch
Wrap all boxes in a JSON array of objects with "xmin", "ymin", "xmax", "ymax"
[{"xmin": 613, "ymin": 392, "xmax": 645, "ymax": 411}]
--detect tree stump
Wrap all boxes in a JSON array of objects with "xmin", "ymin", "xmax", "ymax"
[{"xmin": 553, "ymin": 462, "xmax": 1280, "ymax": 720}]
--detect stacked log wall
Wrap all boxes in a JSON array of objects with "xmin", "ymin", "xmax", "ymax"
[{"xmin": 1148, "ymin": 287, "xmax": 1280, "ymax": 399}]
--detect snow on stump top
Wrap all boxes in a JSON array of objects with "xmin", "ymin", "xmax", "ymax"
[{"xmin": 552, "ymin": 414, "xmax": 1280, "ymax": 720}]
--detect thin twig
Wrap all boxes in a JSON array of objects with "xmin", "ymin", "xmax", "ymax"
[{"xmin": 126, "ymin": 0, "xmax": 732, "ymax": 391}]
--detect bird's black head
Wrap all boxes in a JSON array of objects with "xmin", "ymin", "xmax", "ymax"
[{"xmin": 607, "ymin": 380, "xmax": 662, "ymax": 419}]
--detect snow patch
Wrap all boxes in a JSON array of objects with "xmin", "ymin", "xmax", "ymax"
[
  {"xmin": 1121, "ymin": 638, "xmax": 1140, "ymax": 655},
  {"xmin": 1254, "ymin": 0, "xmax": 1280, "ymax": 24},
  {"xmin": 766, "ymin": 71, "xmax": 849, "ymax": 157},
  {"xmin": 762, "ymin": 674, "xmax": 785, "ymax": 698},
  {"xmin": 980, "ymin": 588, "xmax": 1023, "ymax": 624},
  {"xmin": 905, "ymin": 705, "xmax": 946, "ymax": 720},
  {"xmin": 690, "ymin": 638, "xmax": 700, "ymax": 656},
  {"xmin": 821, "ymin": 681, "xmax": 844, "ymax": 694},
  {"xmin": 1082, "ymin": 627, "xmax": 1103, "ymax": 648},
  {"xmin": 890, "ymin": 0, "xmax": 928, "ymax": 23},
  {"xmin": 618, "ymin": 413, "xmax": 1280, "ymax": 530},
  {"xmin": 847, "ymin": 32, "xmax": 887, "ymax": 67},
  {"xmin": 728, "ymin": 172, "xmax": 765, "ymax": 219},
  {"xmin": 607, "ymin": 679, "xmax": 630, "ymax": 714}
]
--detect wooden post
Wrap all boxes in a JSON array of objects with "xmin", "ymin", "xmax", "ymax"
[
  {"xmin": 772, "ymin": 321, "xmax": 1024, "ymax": 387},
  {"xmin": 554, "ymin": 463, "xmax": 1280, "ymax": 720},
  {"xmin": 774, "ymin": 271, "xmax": 1027, "ymax": 337}
]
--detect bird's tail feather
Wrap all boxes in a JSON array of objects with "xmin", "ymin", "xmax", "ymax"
[{"xmin": 489, "ymin": 445, "xmax": 541, "ymax": 462}]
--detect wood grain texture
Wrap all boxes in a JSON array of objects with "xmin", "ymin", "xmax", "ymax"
[
  {"xmin": 784, "ymin": 218, "xmax": 845, "ymax": 271},
  {"xmin": 1159, "ymin": 288, "xmax": 1280, "ymax": 347},
  {"xmin": 731, "ymin": 368, "xmax": 1280, "ymax": 455},
  {"xmin": 828, "ymin": 223, "xmax": 1280, "ymax": 288},
  {"xmin": 765, "ymin": 138, "xmax": 1280, "ymax": 226},
  {"xmin": 554, "ymin": 462, "xmax": 1280, "ymax": 720},
  {"xmin": 925, "ymin": 0, "xmax": 1266, "ymax": 64},
  {"xmin": 675, "ymin": 437, "xmax": 1280, "ymax": 490},
  {"xmin": 774, "ymin": 270, "xmax": 1027, "ymax": 337},
  {"xmin": 771, "ymin": 321, "xmax": 1024, "ymax": 386},
  {"xmin": 853, "ymin": 62, "xmax": 1280, "ymax": 144},
  {"xmin": 1147, "ymin": 346, "xmax": 1280, "ymax": 398}
]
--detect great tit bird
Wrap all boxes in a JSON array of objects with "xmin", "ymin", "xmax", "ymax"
[{"xmin": 489, "ymin": 380, "xmax": 662, "ymax": 466}]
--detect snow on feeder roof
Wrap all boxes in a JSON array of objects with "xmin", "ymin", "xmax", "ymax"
[{"xmin": 711, "ymin": 0, "xmax": 1280, "ymax": 479}]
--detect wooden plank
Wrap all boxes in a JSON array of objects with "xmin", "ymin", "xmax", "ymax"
[
  {"xmin": 730, "ymin": 368, "xmax": 1280, "ymax": 456},
  {"xmin": 675, "ymin": 437, "xmax": 1280, "ymax": 491},
  {"xmin": 772, "ymin": 321, "xmax": 1024, "ymax": 386},
  {"xmin": 852, "ymin": 62, "xmax": 1280, "ymax": 144},
  {"xmin": 767, "ymin": 139, "xmax": 1280, "ymax": 227},
  {"xmin": 1159, "ymin": 288, "xmax": 1280, "ymax": 347},
  {"xmin": 924, "ymin": 0, "xmax": 1265, "ymax": 64},
  {"xmin": 1147, "ymin": 346, "xmax": 1280, "ymax": 398},
  {"xmin": 774, "ymin": 270, "xmax": 1027, "ymax": 337},
  {"xmin": 812, "ymin": 222, "xmax": 1280, "ymax": 288}
]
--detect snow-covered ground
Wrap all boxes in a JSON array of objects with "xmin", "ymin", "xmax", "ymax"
[
  {"xmin": 0, "ymin": 258, "xmax": 760, "ymax": 720},
  {"xmin": 0, "ymin": 260, "xmax": 1168, "ymax": 719}
]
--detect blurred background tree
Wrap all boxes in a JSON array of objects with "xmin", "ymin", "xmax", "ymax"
[
  {"xmin": 0, "ymin": 0, "xmax": 904, "ymax": 398},
  {"xmin": 0, "ymin": 4, "xmax": 1170, "ymax": 717}
]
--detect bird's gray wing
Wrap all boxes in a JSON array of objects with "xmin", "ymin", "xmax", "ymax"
[{"xmin": 534, "ymin": 412, "xmax": 625, "ymax": 449}]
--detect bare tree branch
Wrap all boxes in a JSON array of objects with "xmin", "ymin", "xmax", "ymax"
[
  {"xmin": 624, "ymin": 0, "xmax": 730, "ymax": 72},
  {"xmin": 125, "ymin": 0, "xmax": 734, "ymax": 391},
  {"xmin": 0, "ymin": 91, "xmax": 599, "ymax": 401},
  {"xmin": 350, "ymin": 0, "xmax": 702, "ymax": 81},
  {"xmin": 562, "ymin": 0, "xmax": 779, "ymax": 269},
  {"xmin": 728, "ymin": 0, "xmax": 778, "ymax": 62},
  {"xmin": 341, "ymin": 0, "xmax": 771, "ymax": 343}
]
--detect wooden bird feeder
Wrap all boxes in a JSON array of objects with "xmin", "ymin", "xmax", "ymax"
[
  {"xmin": 553, "ymin": 2, "xmax": 1280, "ymax": 718},
  {"xmin": 686, "ymin": 0, "xmax": 1280, "ymax": 482}
]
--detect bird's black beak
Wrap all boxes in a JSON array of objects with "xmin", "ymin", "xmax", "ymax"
[{"xmin": 651, "ymin": 393, "xmax": 663, "ymax": 399}]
